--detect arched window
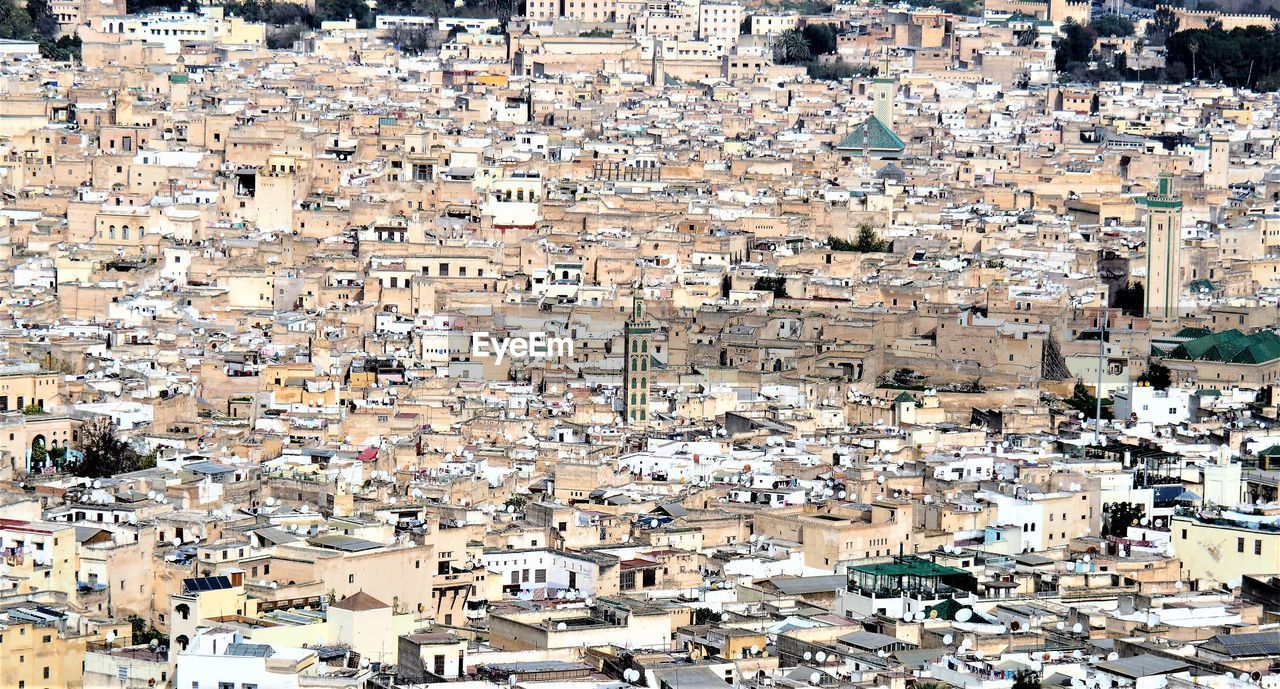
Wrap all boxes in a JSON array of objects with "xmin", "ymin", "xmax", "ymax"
[{"xmin": 175, "ymin": 603, "xmax": 190, "ymax": 620}]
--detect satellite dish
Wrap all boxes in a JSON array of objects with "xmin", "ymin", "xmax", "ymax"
[
  {"xmin": 1107, "ymin": 653, "xmax": 1119, "ymax": 661},
  {"xmin": 803, "ymin": 651, "xmax": 812, "ymax": 661},
  {"xmin": 956, "ymin": 609, "xmax": 973, "ymax": 622},
  {"xmin": 1072, "ymin": 623, "xmax": 1084, "ymax": 633},
  {"xmin": 815, "ymin": 651, "xmax": 827, "ymax": 663},
  {"xmin": 107, "ymin": 631, "xmax": 117, "ymax": 642},
  {"xmin": 809, "ymin": 673, "xmax": 821, "ymax": 686},
  {"xmin": 942, "ymin": 634, "xmax": 953, "ymax": 644},
  {"xmin": 557, "ymin": 622, "xmax": 567, "ymax": 631}
]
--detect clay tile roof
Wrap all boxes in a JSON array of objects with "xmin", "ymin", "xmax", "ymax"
[{"xmin": 329, "ymin": 591, "xmax": 389, "ymax": 612}]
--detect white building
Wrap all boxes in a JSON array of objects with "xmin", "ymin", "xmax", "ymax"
[
  {"xmin": 1112, "ymin": 385, "xmax": 1193, "ymax": 426},
  {"xmin": 174, "ymin": 629, "xmax": 319, "ymax": 689}
]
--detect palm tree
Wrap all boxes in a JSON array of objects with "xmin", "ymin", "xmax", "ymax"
[
  {"xmin": 772, "ymin": 29, "xmax": 811, "ymax": 65},
  {"xmin": 1188, "ymin": 39, "xmax": 1199, "ymax": 81}
]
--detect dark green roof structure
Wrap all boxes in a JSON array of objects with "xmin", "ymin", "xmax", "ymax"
[
  {"xmin": 836, "ymin": 116, "xmax": 905, "ymax": 156},
  {"xmin": 846, "ymin": 556, "xmax": 979, "ymax": 598},
  {"xmin": 1164, "ymin": 329, "xmax": 1280, "ymax": 365}
]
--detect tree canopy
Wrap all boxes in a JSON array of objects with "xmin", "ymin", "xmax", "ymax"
[
  {"xmin": 0, "ymin": 0, "xmax": 81, "ymax": 60},
  {"xmin": 70, "ymin": 417, "xmax": 155, "ymax": 479},
  {"xmin": 1092, "ymin": 15, "xmax": 1134, "ymax": 38}
]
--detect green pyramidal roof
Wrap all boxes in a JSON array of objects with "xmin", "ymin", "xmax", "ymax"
[
  {"xmin": 1165, "ymin": 329, "xmax": 1280, "ymax": 365},
  {"xmin": 836, "ymin": 115, "xmax": 905, "ymax": 152}
]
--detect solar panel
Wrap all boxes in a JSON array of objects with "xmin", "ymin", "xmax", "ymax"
[
  {"xmin": 182, "ymin": 576, "xmax": 232, "ymax": 594},
  {"xmin": 225, "ymin": 643, "xmax": 274, "ymax": 658}
]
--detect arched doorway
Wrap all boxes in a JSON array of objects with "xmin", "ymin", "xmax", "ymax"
[{"xmin": 29, "ymin": 435, "xmax": 47, "ymax": 472}]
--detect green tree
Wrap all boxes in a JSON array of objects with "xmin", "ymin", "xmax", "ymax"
[
  {"xmin": 772, "ymin": 29, "xmax": 811, "ymax": 64},
  {"xmin": 29, "ymin": 439, "xmax": 48, "ymax": 470},
  {"xmin": 21, "ymin": 403, "xmax": 45, "ymax": 415},
  {"xmin": 70, "ymin": 417, "xmax": 154, "ymax": 478},
  {"xmin": 1091, "ymin": 15, "xmax": 1134, "ymax": 38},
  {"xmin": 316, "ymin": 0, "xmax": 371, "ymax": 27},
  {"xmin": 1113, "ymin": 281, "xmax": 1144, "ymax": 316},
  {"xmin": 753, "ymin": 276, "xmax": 789, "ymax": 298},
  {"xmin": 801, "ymin": 23, "xmax": 838, "ymax": 55},
  {"xmin": 1149, "ymin": 6, "xmax": 1179, "ymax": 41},
  {"xmin": 1103, "ymin": 502, "xmax": 1145, "ymax": 537},
  {"xmin": 1137, "ymin": 362, "xmax": 1172, "ymax": 390},
  {"xmin": 1066, "ymin": 380, "xmax": 1110, "ymax": 421},
  {"xmin": 127, "ymin": 615, "xmax": 166, "ymax": 645},
  {"xmin": 1055, "ymin": 18, "xmax": 1097, "ymax": 72},
  {"xmin": 1013, "ymin": 670, "xmax": 1042, "ymax": 689},
  {"xmin": 828, "ymin": 224, "xmax": 890, "ymax": 252},
  {"xmin": 24, "ymin": 0, "xmax": 55, "ymax": 37},
  {"xmin": 0, "ymin": 0, "xmax": 34, "ymax": 41}
]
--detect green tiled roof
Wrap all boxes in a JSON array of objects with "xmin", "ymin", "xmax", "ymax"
[
  {"xmin": 849, "ymin": 557, "xmax": 967, "ymax": 578},
  {"xmin": 1165, "ymin": 329, "xmax": 1280, "ymax": 365},
  {"xmin": 1174, "ymin": 327, "xmax": 1213, "ymax": 339},
  {"xmin": 836, "ymin": 115, "xmax": 905, "ymax": 152}
]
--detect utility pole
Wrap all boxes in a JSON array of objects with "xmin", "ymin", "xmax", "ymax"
[{"xmin": 1095, "ymin": 309, "xmax": 1108, "ymax": 446}]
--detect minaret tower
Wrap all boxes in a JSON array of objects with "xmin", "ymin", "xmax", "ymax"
[
  {"xmin": 624, "ymin": 298, "xmax": 653, "ymax": 426},
  {"xmin": 1141, "ymin": 173, "xmax": 1184, "ymax": 324},
  {"xmin": 873, "ymin": 48, "xmax": 894, "ymax": 128}
]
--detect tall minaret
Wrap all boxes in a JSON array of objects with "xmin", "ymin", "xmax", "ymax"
[
  {"xmin": 873, "ymin": 48, "xmax": 894, "ymax": 128},
  {"xmin": 651, "ymin": 38, "xmax": 665, "ymax": 87},
  {"xmin": 624, "ymin": 297, "xmax": 653, "ymax": 426},
  {"xmin": 1141, "ymin": 173, "xmax": 1183, "ymax": 324}
]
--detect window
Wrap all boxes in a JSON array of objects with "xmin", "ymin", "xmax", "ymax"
[
  {"xmin": 434, "ymin": 655, "xmax": 446, "ymax": 676},
  {"xmin": 1256, "ymin": 540, "xmax": 1263, "ymax": 555},
  {"xmin": 219, "ymin": 683, "xmax": 234, "ymax": 689},
  {"xmin": 348, "ymin": 574, "xmax": 354, "ymax": 584},
  {"xmin": 1238, "ymin": 537, "xmax": 1246, "ymax": 553}
]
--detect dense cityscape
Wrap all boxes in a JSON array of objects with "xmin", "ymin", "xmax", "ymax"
[{"xmin": 1, "ymin": 0, "xmax": 1280, "ymax": 688}]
